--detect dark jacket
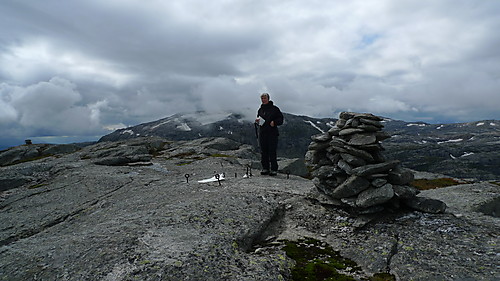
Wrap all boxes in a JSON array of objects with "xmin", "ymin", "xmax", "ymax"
[{"xmin": 257, "ymin": 101, "xmax": 284, "ymax": 136}]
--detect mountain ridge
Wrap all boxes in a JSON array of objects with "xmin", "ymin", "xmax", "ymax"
[{"xmin": 98, "ymin": 111, "xmax": 500, "ymax": 180}]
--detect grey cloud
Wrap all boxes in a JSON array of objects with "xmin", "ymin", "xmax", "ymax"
[
  {"xmin": 1, "ymin": 0, "xmax": 499, "ymax": 146},
  {"xmin": 2, "ymin": 78, "xmax": 107, "ymax": 137}
]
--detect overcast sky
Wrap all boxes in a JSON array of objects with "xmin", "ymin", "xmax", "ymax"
[{"xmin": 1, "ymin": 0, "xmax": 499, "ymax": 147}]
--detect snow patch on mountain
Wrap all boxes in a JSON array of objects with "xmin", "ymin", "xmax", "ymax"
[
  {"xmin": 438, "ymin": 139, "xmax": 463, "ymax": 144},
  {"xmin": 407, "ymin": 123, "xmax": 426, "ymax": 127},
  {"xmin": 176, "ymin": 123, "xmax": 191, "ymax": 131},
  {"xmin": 183, "ymin": 112, "xmax": 233, "ymax": 126},
  {"xmin": 450, "ymin": 152, "xmax": 475, "ymax": 159},
  {"xmin": 151, "ymin": 120, "xmax": 171, "ymax": 130},
  {"xmin": 121, "ymin": 130, "xmax": 134, "ymax": 135},
  {"xmin": 304, "ymin": 120, "xmax": 324, "ymax": 133}
]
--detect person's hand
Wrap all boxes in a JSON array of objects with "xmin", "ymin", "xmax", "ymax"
[
  {"xmin": 255, "ymin": 118, "xmax": 260, "ymax": 124},
  {"xmin": 270, "ymin": 121, "xmax": 275, "ymax": 127}
]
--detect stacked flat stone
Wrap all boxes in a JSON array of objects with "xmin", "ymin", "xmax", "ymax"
[{"xmin": 305, "ymin": 112, "xmax": 446, "ymax": 214}]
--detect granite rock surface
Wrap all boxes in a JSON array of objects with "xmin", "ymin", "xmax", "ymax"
[{"xmin": 0, "ymin": 137, "xmax": 498, "ymax": 280}]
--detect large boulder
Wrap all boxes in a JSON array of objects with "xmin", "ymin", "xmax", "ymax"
[
  {"xmin": 278, "ymin": 158, "xmax": 309, "ymax": 177},
  {"xmin": 331, "ymin": 175, "xmax": 370, "ymax": 198},
  {"xmin": 403, "ymin": 196, "xmax": 447, "ymax": 214},
  {"xmin": 356, "ymin": 183, "xmax": 395, "ymax": 208},
  {"xmin": 352, "ymin": 160, "xmax": 400, "ymax": 177},
  {"xmin": 387, "ymin": 166, "xmax": 415, "ymax": 185}
]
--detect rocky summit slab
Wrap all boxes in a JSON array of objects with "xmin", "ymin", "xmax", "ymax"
[{"xmin": 0, "ymin": 137, "xmax": 498, "ymax": 280}]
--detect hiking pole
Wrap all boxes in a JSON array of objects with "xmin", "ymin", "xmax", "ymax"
[{"xmin": 254, "ymin": 122, "xmax": 260, "ymax": 152}]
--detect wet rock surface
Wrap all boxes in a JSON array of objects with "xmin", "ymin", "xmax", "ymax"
[{"xmin": 0, "ymin": 137, "xmax": 498, "ymax": 280}]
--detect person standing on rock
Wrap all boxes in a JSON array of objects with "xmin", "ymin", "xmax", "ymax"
[{"xmin": 255, "ymin": 93, "xmax": 284, "ymax": 176}]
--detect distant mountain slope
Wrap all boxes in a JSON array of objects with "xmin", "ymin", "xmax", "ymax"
[
  {"xmin": 99, "ymin": 112, "xmax": 500, "ymax": 180},
  {"xmin": 98, "ymin": 112, "xmax": 336, "ymax": 159},
  {"xmin": 381, "ymin": 119, "xmax": 500, "ymax": 181}
]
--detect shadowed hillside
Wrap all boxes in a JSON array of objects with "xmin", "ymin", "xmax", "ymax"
[{"xmin": 98, "ymin": 112, "xmax": 500, "ymax": 181}]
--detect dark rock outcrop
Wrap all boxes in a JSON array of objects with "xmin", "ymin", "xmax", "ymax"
[{"xmin": 0, "ymin": 143, "xmax": 81, "ymax": 167}]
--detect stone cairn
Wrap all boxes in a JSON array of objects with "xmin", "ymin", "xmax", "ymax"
[{"xmin": 305, "ymin": 112, "xmax": 446, "ymax": 215}]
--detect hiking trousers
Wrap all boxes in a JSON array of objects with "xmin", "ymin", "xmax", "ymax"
[{"xmin": 259, "ymin": 133, "xmax": 278, "ymax": 171}]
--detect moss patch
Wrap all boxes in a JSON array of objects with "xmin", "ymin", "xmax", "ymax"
[
  {"xmin": 410, "ymin": 178, "xmax": 464, "ymax": 190},
  {"xmin": 280, "ymin": 238, "xmax": 396, "ymax": 281},
  {"xmin": 370, "ymin": 272, "xmax": 396, "ymax": 281},
  {"xmin": 28, "ymin": 183, "xmax": 48, "ymax": 189},
  {"xmin": 170, "ymin": 151, "xmax": 198, "ymax": 159},
  {"xmin": 282, "ymin": 238, "xmax": 361, "ymax": 281},
  {"xmin": 210, "ymin": 153, "xmax": 233, "ymax": 158}
]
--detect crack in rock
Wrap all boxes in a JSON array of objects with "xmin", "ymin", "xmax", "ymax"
[
  {"xmin": 237, "ymin": 204, "xmax": 286, "ymax": 252},
  {"xmin": 0, "ymin": 183, "xmax": 71, "ymax": 210},
  {"xmin": 0, "ymin": 203, "xmax": 93, "ymax": 247},
  {"xmin": 0, "ymin": 180, "xmax": 133, "ymax": 247},
  {"xmin": 386, "ymin": 233, "xmax": 399, "ymax": 273}
]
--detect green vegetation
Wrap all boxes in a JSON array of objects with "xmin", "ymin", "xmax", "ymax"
[
  {"xmin": 410, "ymin": 178, "xmax": 464, "ymax": 190},
  {"xmin": 210, "ymin": 153, "xmax": 232, "ymax": 158},
  {"xmin": 282, "ymin": 238, "xmax": 360, "ymax": 281},
  {"xmin": 170, "ymin": 151, "xmax": 197, "ymax": 159},
  {"xmin": 370, "ymin": 273, "xmax": 396, "ymax": 281},
  {"xmin": 281, "ymin": 238, "xmax": 396, "ymax": 281},
  {"xmin": 28, "ymin": 183, "xmax": 48, "ymax": 189}
]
